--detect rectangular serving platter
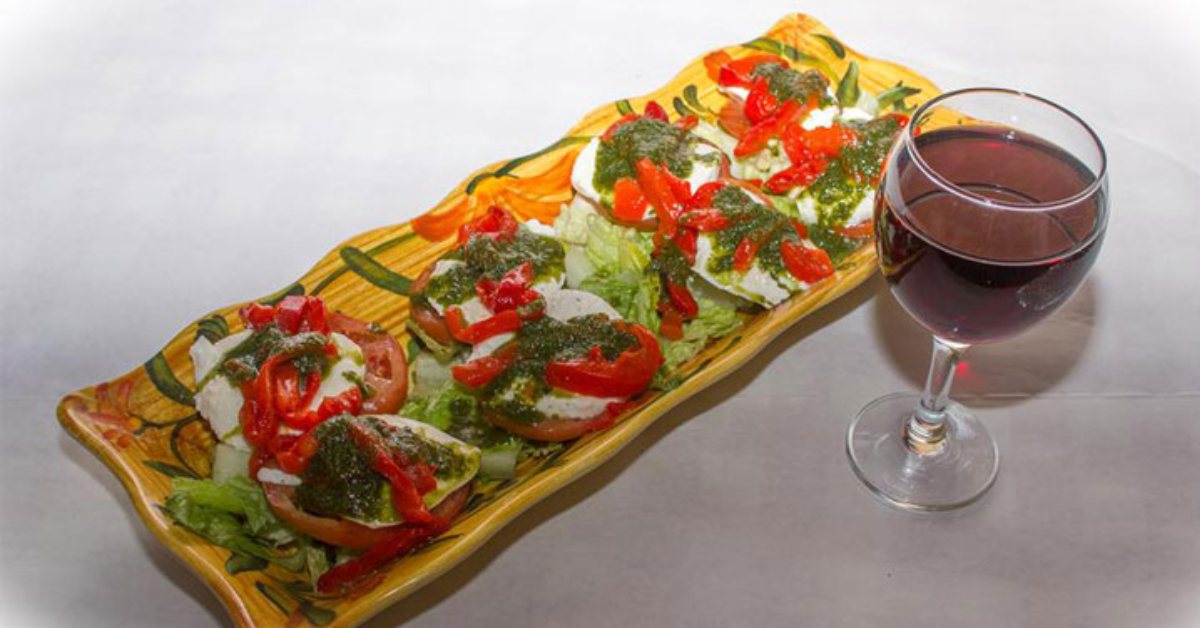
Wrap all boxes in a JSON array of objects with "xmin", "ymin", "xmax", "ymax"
[{"xmin": 58, "ymin": 14, "xmax": 939, "ymax": 627}]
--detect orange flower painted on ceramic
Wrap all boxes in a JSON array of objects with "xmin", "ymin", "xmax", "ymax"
[
  {"xmin": 412, "ymin": 140, "xmax": 585, "ymax": 242},
  {"xmin": 64, "ymin": 380, "xmax": 138, "ymax": 448}
]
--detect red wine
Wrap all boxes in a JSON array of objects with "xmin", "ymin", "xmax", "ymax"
[{"xmin": 876, "ymin": 125, "xmax": 1105, "ymax": 344}]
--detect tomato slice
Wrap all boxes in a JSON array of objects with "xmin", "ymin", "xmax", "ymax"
[
  {"xmin": 780, "ymin": 239, "xmax": 835, "ymax": 284},
  {"xmin": 612, "ymin": 177, "xmax": 650, "ymax": 222},
  {"xmin": 410, "ymin": 305, "xmax": 454, "ymax": 347},
  {"xmin": 544, "ymin": 322, "xmax": 662, "ymax": 398},
  {"xmin": 263, "ymin": 483, "xmax": 469, "ymax": 552},
  {"xmin": 485, "ymin": 407, "xmax": 621, "ymax": 443},
  {"xmin": 329, "ymin": 311, "xmax": 408, "ymax": 414}
]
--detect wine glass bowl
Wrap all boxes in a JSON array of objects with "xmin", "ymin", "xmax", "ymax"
[{"xmin": 847, "ymin": 88, "xmax": 1108, "ymax": 511}]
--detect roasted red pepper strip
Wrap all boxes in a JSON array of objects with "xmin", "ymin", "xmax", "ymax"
[
  {"xmin": 690, "ymin": 181, "xmax": 726, "ymax": 210},
  {"xmin": 643, "ymin": 100, "xmax": 669, "ymax": 121},
  {"xmin": 765, "ymin": 156, "xmax": 828, "ymax": 194},
  {"xmin": 717, "ymin": 54, "xmax": 788, "ymax": 88},
  {"xmin": 475, "ymin": 262, "xmax": 541, "ymax": 314},
  {"xmin": 445, "ymin": 307, "xmax": 523, "ymax": 345},
  {"xmin": 732, "ymin": 237, "xmax": 761, "ymax": 273},
  {"xmin": 658, "ymin": 303, "xmax": 685, "ymax": 341},
  {"xmin": 675, "ymin": 115, "xmax": 699, "ymax": 131},
  {"xmin": 681, "ymin": 208, "xmax": 731, "ymax": 232},
  {"xmin": 544, "ymin": 323, "xmax": 663, "ymax": 398},
  {"xmin": 665, "ymin": 279, "xmax": 699, "ymax": 319},
  {"xmin": 317, "ymin": 525, "xmax": 443, "ymax": 595},
  {"xmin": 346, "ymin": 420, "xmax": 435, "ymax": 526},
  {"xmin": 275, "ymin": 426, "xmax": 322, "ymax": 474},
  {"xmin": 734, "ymin": 97, "xmax": 813, "ymax": 158},
  {"xmin": 451, "ymin": 344, "xmax": 517, "ymax": 389},
  {"xmin": 673, "ymin": 228, "xmax": 697, "ymax": 265},
  {"xmin": 744, "ymin": 77, "xmax": 779, "ymax": 124},
  {"xmin": 457, "ymin": 205, "xmax": 519, "ymax": 245},
  {"xmin": 601, "ymin": 113, "xmax": 640, "ymax": 141},
  {"xmin": 612, "ymin": 177, "xmax": 650, "ymax": 222},
  {"xmin": 780, "ymin": 239, "xmax": 835, "ymax": 284}
]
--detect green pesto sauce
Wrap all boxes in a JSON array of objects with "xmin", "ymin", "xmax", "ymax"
[
  {"xmin": 296, "ymin": 417, "xmax": 380, "ymax": 520},
  {"xmin": 705, "ymin": 186, "xmax": 798, "ymax": 276},
  {"xmin": 751, "ymin": 63, "xmax": 833, "ymax": 107},
  {"xmin": 649, "ymin": 244, "xmax": 693, "ymax": 284},
  {"xmin": 804, "ymin": 116, "xmax": 902, "ymax": 225},
  {"xmin": 295, "ymin": 416, "xmax": 468, "ymax": 522},
  {"xmin": 423, "ymin": 230, "xmax": 565, "ymax": 306},
  {"xmin": 593, "ymin": 118, "xmax": 696, "ymax": 194},
  {"xmin": 482, "ymin": 314, "xmax": 637, "ymax": 424},
  {"xmin": 204, "ymin": 325, "xmax": 330, "ymax": 389}
]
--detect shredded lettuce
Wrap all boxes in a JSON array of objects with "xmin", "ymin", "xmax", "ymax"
[
  {"xmin": 403, "ymin": 379, "xmax": 526, "ymax": 479},
  {"xmin": 555, "ymin": 198, "xmax": 661, "ymax": 329},
  {"xmin": 401, "ymin": 381, "xmax": 477, "ymax": 433},
  {"xmin": 165, "ymin": 476, "xmax": 325, "ymax": 575},
  {"xmin": 662, "ymin": 296, "xmax": 742, "ymax": 371}
]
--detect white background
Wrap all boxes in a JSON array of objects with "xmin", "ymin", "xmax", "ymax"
[{"xmin": 2, "ymin": 1, "xmax": 1199, "ymax": 626}]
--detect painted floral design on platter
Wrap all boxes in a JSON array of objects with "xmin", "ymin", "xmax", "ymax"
[{"xmin": 57, "ymin": 13, "xmax": 938, "ymax": 627}]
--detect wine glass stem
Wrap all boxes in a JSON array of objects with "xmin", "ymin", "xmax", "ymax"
[{"xmin": 906, "ymin": 337, "xmax": 970, "ymax": 454}]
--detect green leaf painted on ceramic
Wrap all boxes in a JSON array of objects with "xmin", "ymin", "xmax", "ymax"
[
  {"xmin": 683, "ymin": 84, "xmax": 711, "ymax": 115},
  {"xmin": 144, "ymin": 460, "xmax": 199, "ymax": 479},
  {"xmin": 465, "ymin": 136, "xmax": 591, "ymax": 194},
  {"xmin": 742, "ymin": 37, "xmax": 834, "ymax": 78},
  {"xmin": 298, "ymin": 601, "xmax": 335, "ymax": 626},
  {"xmin": 672, "ymin": 97, "xmax": 693, "ymax": 118},
  {"xmin": 341, "ymin": 247, "xmax": 413, "ymax": 295},
  {"xmin": 615, "ymin": 99, "xmax": 635, "ymax": 115},
  {"xmin": 195, "ymin": 314, "xmax": 229, "ymax": 344},
  {"xmin": 311, "ymin": 232, "xmax": 418, "ymax": 296},
  {"xmin": 876, "ymin": 83, "xmax": 922, "ymax": 112},
  {"xmin": 815, "ymin": 34, "xmax": 846, "ymax": 59},
  {"xmin": 261, "ymin": 282, "xmax": 305, "ymax": 306},
  {"xmin": 836, "ymin": 61, "xmax": 861, "ymax": 109},
  {"xmin": 144, "ymin": 352, "xmax": 194, "ymax": 407},
  {"xmin": 226, "ymin": 553, "xmax": 268, "ymax": 575},
  {"xmin": 256, "ymin": 582, "xmax": 294, "ymax": 615}
]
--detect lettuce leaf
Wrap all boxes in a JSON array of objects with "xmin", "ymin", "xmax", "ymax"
[
  {"xmin": 661, "ymin": 295, "xmax": 742, "ymax": 371},
  {"xmin": 165, "ymin": 476, "xmax": 320, "ymax": 574}
]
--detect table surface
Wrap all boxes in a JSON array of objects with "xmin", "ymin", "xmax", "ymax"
[{"xmin": 3, "ymin": 1, "xmax": 1199, "ymax": 626}]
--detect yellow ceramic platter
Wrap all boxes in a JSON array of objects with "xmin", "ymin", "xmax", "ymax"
[{"xmin": 58, "ymin": 14, "xmax": 939, "ymax": 627}]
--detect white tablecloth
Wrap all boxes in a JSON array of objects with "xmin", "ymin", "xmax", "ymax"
[{"xmin": 3, "ymin": 1, "xmax": 1199, "ymax": 625}]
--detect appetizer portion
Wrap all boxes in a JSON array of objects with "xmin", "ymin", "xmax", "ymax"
[
  {"xmin": 682, "ymin": 181, "xmax": 834, "ymax": 306},
  {"xmin": 407, "ymin": 206, "xmax": 565, "ymax": 360},
  {"xmin": 572, "ymin": 101, "xmax": 723, "ymax": 226},
  {"xmin": 696, "ymin": 52, "xmax": 908, "ymax": 258},
  {"xmin": 189, "ymin": 296, "xmax": 407, "ymax": 483}
]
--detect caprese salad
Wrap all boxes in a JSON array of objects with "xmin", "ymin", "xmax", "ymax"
[{"xmin": 163, "ymin": 49, "xmax": 907, "ymax": 596}]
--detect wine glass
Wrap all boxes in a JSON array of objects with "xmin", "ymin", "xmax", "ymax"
[{"xmin": 846, "ymin": 88, "xmax": 1108, "ymax": 511}]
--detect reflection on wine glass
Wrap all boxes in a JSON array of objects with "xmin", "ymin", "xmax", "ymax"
[{"xmin": 847, "ymin": 88, "xmax": 1108, "ymax": 511}]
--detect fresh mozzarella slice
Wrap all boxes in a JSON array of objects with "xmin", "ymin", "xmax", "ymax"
[
  {"xmin": 846, "ymin": 190, "xmax": 875, "ymax": 226},
  {"xmin": 543, "ymin": 288, "xmax": 621, "ymax": 322},
  {"xmin": 571, "ymin": 136, "xmax": 721, "ymax": 210},
  {"xmin": 692, "ymin": 235, "xmax": 804, "ymax": 307},
  {"xmin": 801, "ymin": 106, "xmax": 840, "ymax": 131},
  {"xmin": 368, "ymin": 415, "xmax": 480, "ymax": 514},
  {"xmin": 191, "ymin": 330, "xmax": 251, "ymax": 384},
  {"xmin": 534, "ymin": 389, "xmax": 624, "ymax": 420},
  {"xmin": 523, "ymin": 219, "xmax": 557, "ymax": 237},
  {"xmin": 257, "ymin": 467, "xmax": 302, "ymax": 486},
  {"xmin": 190, "ymin": 331, "xmax": 365, "ymax": 452},
  {"xmin": 467, "ymin": 332, "xmax": 514, "ymax": 362},
  {"xmin": 426, "ymin": 261, "xmax": 565, "ymax": 321},
  {"xmin": 571, "ymin": 137, "xmax": 603, "ymax": 204}
]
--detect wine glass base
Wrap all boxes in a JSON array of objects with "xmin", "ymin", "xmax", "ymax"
[{"xmin": 846, "ymin": 393, "xmax": 999, "ymax": 512}]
